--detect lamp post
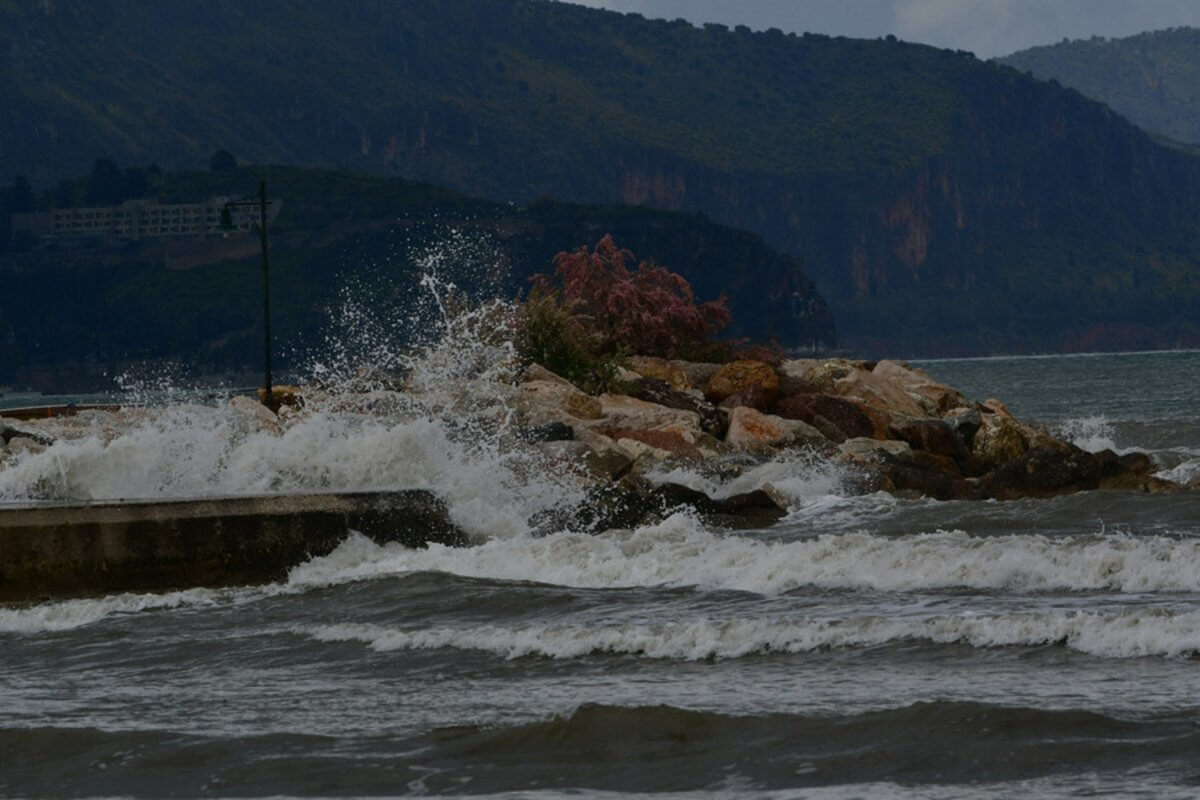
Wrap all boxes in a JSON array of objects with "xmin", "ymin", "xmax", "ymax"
[{"xmin": 221, "ymin": 181, "xmax": 273, "ymax": 408}]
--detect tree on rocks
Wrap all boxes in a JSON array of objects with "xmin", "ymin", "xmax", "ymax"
[{"xmin": 531, "ymin": 234, "xmax": 732, "ymax": 360}]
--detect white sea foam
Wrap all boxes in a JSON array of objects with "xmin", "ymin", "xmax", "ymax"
[
  {"xmin": 0, "ymin": 405, "xmax": 588, "ymax": 539},
  {"xmin": 1156, "ymin": 449, "xmax": 1200, "ymax": 486},
  {"xmin": 1055, "ymin": 416, "xmax": 1125, "ymax": 454},
  {"xmin": 0, "ymin": 247, "xmax": 599, "ymax": 537},
  {"xmin": 0, "ymin": 588, "xmax": 231, "ymax": 634},
  {"xmin": 288, "ymin": 526, "xmax": 1200, "ymax": 596},
  {"xmin": 297, "ymin": 606, "xmax": 1200, "ymax": 660},
  {"xmin": 645, "ymin": 448, "xmax": 851, "ymax": 508}
]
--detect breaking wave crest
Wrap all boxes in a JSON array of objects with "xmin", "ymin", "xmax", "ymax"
[
  {"xmin": 299, "ymin": 607, "xmax": 1200, "ymax": 660},
  {"xmin": 289, "ymin": 526, "xmax": 1200, "ymax": 596}
]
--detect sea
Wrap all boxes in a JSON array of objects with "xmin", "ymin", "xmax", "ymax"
[{"xmin": 1, "ymin": 341, "xmax": 1199, "ymax": 798}]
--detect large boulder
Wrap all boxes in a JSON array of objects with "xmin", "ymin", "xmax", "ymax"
[
  {"xmin": 725, "ymin": 407, "xmax": 824, "ymax": 451},
  {"xmin": 517, "ymin": 379, "xmax": 604, "ymax": 426},
  {"xmin": 608, "ymin": 428, "xmax": 704, "ymax": 462},
  {"xmin": 777, "ymin": 358, "xmax": 871, "ymax": 396},
  {"xmin": 0, "ymin": 421, "xmax": 55, "ymax": 447},
  {"xmin": 872, "ymin": 360, "xmax": 968, "ymax": 416},
  {"xmin": 671, "ymin": 361, "xmax": 723, "ymax": 392},
  {"xmin": 627, "ymin": 378, "xmax": 727, "ymax": 438},
  {"xmin": 982, "ymin": 446, "xmax": 1101, "ymax": 499},
  {"xmin": 882, "ymin": 458, "xmax": 978, "ymax": 501},
  {"xmin": 945, "ymin": 407, "xmax": 983, "ymax": 449},
  {"xmin": 717, "ymin": 382, "xmax": 772, "ymax": 413},
  {"xmin": 595, "ymin": 394, "xmax": 703, "ymax": 436},
  {"xmin": 831, "ymin": 367, "xmax": 927, "ymax": 419},
  {"xmin": 776, "ymin": 359, "xmax": 830, "ymax": 395},
  {"xmin": 1095, "ymin": 450, "xmax": 1181, "ymax": 493},
  {"xmin": 838, "ymin": 437, "xmax": 913, "ymax": 462},
  {"xmin": 571, "ymin": 427, "xmax": 636, "ymax": 481},
  {"xmin": 888, "ymin": 418, "xmax": 970, "ymax": 465},
  {"xmin": 775, "ymin": 393, "xmax": 886, "ymax": 441},
  {"xmin": 521, "ymin": 363, "xmax": 576, "ymax": 387},
  {"xmin": 628, "ymin": 356, "xmax": 690, "ymax": 391},
  {"xmin": 704, "ymin": 360, "xmax": 780, "ymax": 406},
  {"xmin": 969, "ymin": 412, "xmax": 1029, "ymax": 474}
]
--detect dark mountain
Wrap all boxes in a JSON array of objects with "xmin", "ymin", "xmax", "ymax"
[
  {"xmin": 1000, "ymin": 28, "xmax": 1200, "ymax": 148},
  {"xmin": 2, "ymin": 0, "xmax": 1199, "ymax": 355},
  {"xmin": 0, "ymin": 166, "xmax": 832, "ymax": 390}
]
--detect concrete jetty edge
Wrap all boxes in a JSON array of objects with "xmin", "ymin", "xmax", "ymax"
[{"xmin": 0, "ymin": 491, "xmax": 467, "ymax": 604}]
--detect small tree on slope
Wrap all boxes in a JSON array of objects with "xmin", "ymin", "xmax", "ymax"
[{"xmin": 532, "ymin": 234, "xmax": 732, "ymax": 360}]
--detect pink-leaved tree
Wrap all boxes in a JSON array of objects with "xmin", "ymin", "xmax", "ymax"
[{"xmin": 532, "ymin": 234, "xmax": 732, "ymax": 359}]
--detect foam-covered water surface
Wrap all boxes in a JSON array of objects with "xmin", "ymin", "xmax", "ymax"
[{"xmin": 3, "ymin": 322, "xmax": 1200, "ymax": 796}]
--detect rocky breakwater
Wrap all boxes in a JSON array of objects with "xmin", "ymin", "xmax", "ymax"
[{"xmin": 510, "ymin": 356, "xmax": 1190, "ymax": 525}]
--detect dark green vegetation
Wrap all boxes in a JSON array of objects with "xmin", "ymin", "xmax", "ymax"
[
  {"xmin": 0, "ymin": 166, "xmax": 830, "ymax": 390},
  {"xmin": 2, "ymin": 1, "xmax": 1199, "ymax": 355},
  {"xmin": 1000, "ymin": 28, "xmax": 1200, "ymax": 147}
]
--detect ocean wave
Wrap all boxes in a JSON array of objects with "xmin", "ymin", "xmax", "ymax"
[
  {"xmin": 289, "ymin": 526, "xmax": 1200, "ymax": 596},
  {"xmin": 297, "ymin": 607, "xmax": 1200, "ymax": 660},
  {"xmin": 5, "ymin": 702, "xmax": 1190, "ymax": 797},
  {"xmin": 0, "ymin": 588, "xmax": 229, "ymax": 634}
]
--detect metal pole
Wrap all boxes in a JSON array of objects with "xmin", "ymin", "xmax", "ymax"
[{"xmin": 259, "ymin": 180, "xmax": 273, "ymax": 406}]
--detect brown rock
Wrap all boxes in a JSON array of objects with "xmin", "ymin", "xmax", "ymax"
[
  {"xmin": 652, "ymin": 482, "xmax": 789, "ymax": 528},
  {"xmin": 980, "ymin": 398, "xmax": 1014, "ymax": 418},
  {"xmin": 808, "ymin": 414, "xmax": 849, "ymax": 444},
  {"xmin": 705, "ymin": 360, "xmax": 780, "ymax": 405},
  {"xmin": 872, "ymin": 360, "xmax": 968, "ymax": 416},
  {"xmin": 776, "ymin": 359, "xmax": 830, "ymax": 396},
  {"xmin": 718, "ymin": 383, "xmax": 771, "ymax": 412},
  {"xmin": 627, "ymin": 378, "xmax": 727, "ymax": 438},
  {"xmin": 883, "ymin": 459, "xmax": 978, "ymax": 500},
  {"xmin": 521, "ymin": 363, "xmax": 575, "ymax": 387},
  {"xmin": 969, "ymin": 413, "xmax": 1028, "ymax": 474},
  {"xmin": 571, "ymin": 428, "xmax": 636, "ymax": 481},
  {"xmin": 831, "ymin": 368, "xmax": 927, "ymax": 419},
  {"xmin": 628, "ymin": 356, "xmax": 690, "ymax": 391},
  {"xmin": 1095, "ymin": 450, "xmax": 1180, "ymax": 492},
  {"xmin": 258, "ymin": 384, "xmax": 304, "ymax": 410},
  {"xmin": 838, "ymin": 437, "xmax": 913, "ymax": 462},
  {"xmin": 982, "ymin": 447, "xmax": 1100, "ymax": 500},
  {"xmin": 724, "ymin": 407, "xmax": 795, "ymax": 450},
  {"xmin": 775, "ymin": 393, "xmax": 886, "ymax": 441},
  {"xmin": 609, "ymin": 429, "xmax": 704, "ymax": 461},
  {"xmin": 888, "ymin": 418, "xmax": 970, "ymax": 464},
  {"xmin": 673, "ymin": 361, "xmax": 723, "ymax": 392},
  {"xmin": 595, "ymin": 394, "xmax": 703, "ymax": 436},
  {"xmin": 945, "ymin": 408, "xmax": 983, "ymax": 448},
  {"xmin": 518, "ymin": 380, "xmax": 604, "ymax": 424}
]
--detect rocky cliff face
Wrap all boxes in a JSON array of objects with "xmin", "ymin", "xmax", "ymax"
[{"xmin": 3, "ymin": 1, "xmax": 1199, "ymax": 354}]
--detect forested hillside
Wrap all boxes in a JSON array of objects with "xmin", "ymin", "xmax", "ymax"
[
  {"xmin": 2, "ymin": 0, "xmax": 1198, "ymax": 354},
  {"xmin": 0, "ymin": 166, "xmax": 831, "ymax": 390},
  {"xmin": 1001, "ymin": 28, "xmax": 1200, "ymax": 147}
]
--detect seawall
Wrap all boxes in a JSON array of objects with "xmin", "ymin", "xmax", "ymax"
[{"xmin": 0, "ymin": 491, "xmax": 465, "ymax": 604}]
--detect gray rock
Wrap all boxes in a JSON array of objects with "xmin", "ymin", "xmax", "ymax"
[{"xmin": 0, "ymin": 422, "xmax": 55, "ymax": 447}]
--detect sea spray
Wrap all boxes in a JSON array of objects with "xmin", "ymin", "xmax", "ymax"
[
  {"xmin": 0, "ymin": 231, "xmax": 860, "ymax": 538},
  {"xmin": 1056, "ymin": 416, "xmax": 1124, "ymax": 454}
]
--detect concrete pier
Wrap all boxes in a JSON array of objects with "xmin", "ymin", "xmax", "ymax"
[{"xmin": 0, "ymin": 491, "xmax": 466, "ymax": 603}]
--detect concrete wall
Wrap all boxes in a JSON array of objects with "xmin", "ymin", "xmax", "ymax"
[{"xmin": 0, "ymin": 491, "xmax": 465, "ymax": 603}]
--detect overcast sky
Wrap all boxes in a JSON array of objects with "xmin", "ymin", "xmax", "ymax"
[{"xmin": 565, "ymin": 0, "xmax": 1200, "ymax": 58}]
